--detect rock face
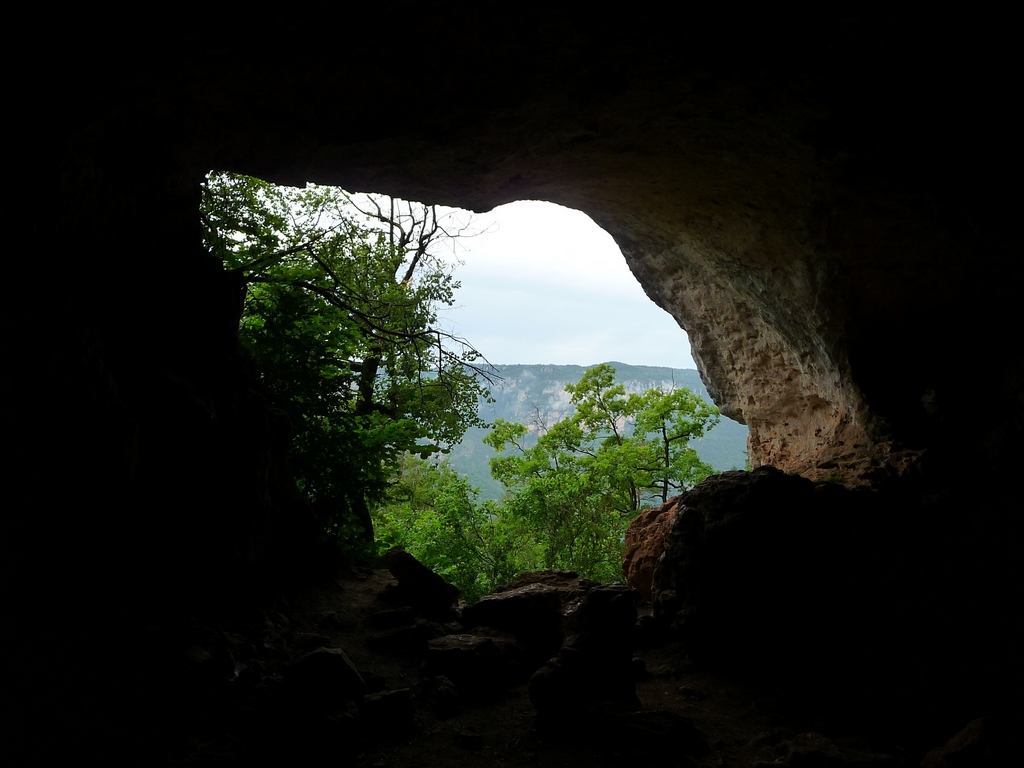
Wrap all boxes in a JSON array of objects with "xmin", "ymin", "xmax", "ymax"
[
  {"xmin": 529, "ymin": 585, "xmax": 640, "ymax": 723},
  {"xmin": 622, "ymin": 496, "xmax": 681, "ymax": 601},
  {"xmin": 383, "ymin": 547, "xmax": 461, "ymax": 621},
  {"xmin": 652, "ymin": 468, "xmax": 835, "ymax": 670},
  {"xmin": 423, "ymin": 634, "xmax": 519, "ymax": 697},
  {"xmin": 285, "ymin": 647, "xmax": 367, "ymax": 708},
  {"xmin": 921, "ymin": 716, "xmax": 1016, "ymax": 768},
  {"xmin": 650, "ymin": 467, "xmax": 1018, "ymax": 727},
  {"xmin": 461, "ymin": 582, "xmax": 565, "ymax": 665},
  {"xmin": 766, "ymin": 733, "xmax": 893, "ymax": 766}
]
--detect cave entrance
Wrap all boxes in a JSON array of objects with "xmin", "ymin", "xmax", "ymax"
[{"xmin": 203, "ymin": 171, "xmax": 746, "ymax": 598}]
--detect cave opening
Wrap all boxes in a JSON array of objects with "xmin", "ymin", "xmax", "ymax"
[
  {"xmin": 21, "ymin": 11, "xmax": 1020, "ymax": 763},
  {"xmin": 202, "ymin": 170, "xmax": 748, "ymax": 597}
]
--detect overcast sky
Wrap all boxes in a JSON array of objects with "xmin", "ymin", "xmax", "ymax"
[{"xmin": 431, "ymin": 200, "xmax": 697, "ymax": 370}]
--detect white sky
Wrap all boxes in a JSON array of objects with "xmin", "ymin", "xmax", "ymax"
[{"xmin": 431, "ymin": 200, "xmax": 696, "ymax": 370}]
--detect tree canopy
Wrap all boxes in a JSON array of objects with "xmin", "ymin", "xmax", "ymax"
[
  {"xmin": 200, "ymin": 172, "xmax": 493, "ymax": 542},
  {"xmin": 483, "ymin": 363, "xmax": 719, "ymax": 581},
  {"xmin": 372, "ymin": 454, "xmax": 539, "ymax": 601}
]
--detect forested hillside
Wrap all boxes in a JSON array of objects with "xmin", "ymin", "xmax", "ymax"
[{"xmin": 448, "ymin": 363, "xmax": 749, "ymax": 500}]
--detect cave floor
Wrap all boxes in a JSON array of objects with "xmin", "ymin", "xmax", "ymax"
[{"xmin": 159, "ymin": 568, "xmax": 907, "ymax": 767}]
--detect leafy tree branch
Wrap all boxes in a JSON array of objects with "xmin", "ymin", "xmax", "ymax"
[{"xmin": 201, "ymin": 171, "xmax": 495, "ymax": 544}]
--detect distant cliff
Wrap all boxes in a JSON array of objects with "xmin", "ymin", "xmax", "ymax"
[{"xmin": 446, "ymin": 362, "xmax": 749, "ymax": 500}]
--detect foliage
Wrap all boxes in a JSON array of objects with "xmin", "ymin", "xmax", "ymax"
[
  {"xmin": 631, "ymin": 385, "xmax": 722, "ymax": 503},
  {"xmin": 445, "ymin": 364, "xmax": 749, "ymax": 500},
  {"xmin": 200, "ymin": 172, "xmax": 492, "ymax": 542},
  {"xmin": 372, "ymin": 455, "xmax": 540, "ymax": 601},
  {"xmin": 370, "ymin": 371, "xmax": 721, "ymax": 593},
  {"xmin": 484, "ymin": 364, "xmax": 719, "ymax": 581}
]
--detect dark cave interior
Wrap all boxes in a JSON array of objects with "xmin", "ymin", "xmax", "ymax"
[{"xmin": 13, "ymin": 7, "xmax": 1021, "ymax": 765}]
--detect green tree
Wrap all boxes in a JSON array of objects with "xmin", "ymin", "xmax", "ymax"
[
  {"xmin": 373, "ymin": 454, "xmax": 540, "ymax": 600},
  {"xmin": 200, "ymin": 172, "xmax": 492, "ymax": 543},
  {"xmin": 553, "ymin": 364, "xmax": 719, "ymax": 511},
  {"xmin": 632, "ymin": 386, "xmax": 721, "ymax": 503},
  {"xmin": 484, "ymin": 364, "xmax": 719, "ymax": 581}
]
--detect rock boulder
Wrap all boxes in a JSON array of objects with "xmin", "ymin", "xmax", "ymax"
[{"xmin": 622, "ymin": 496, "xmax": 681, "ymax": 601}]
